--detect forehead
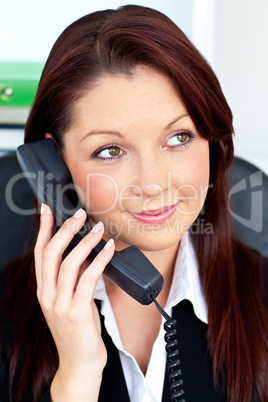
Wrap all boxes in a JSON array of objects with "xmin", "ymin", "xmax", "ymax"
[{"xmin": 70, "ymin": 67, "xmax": 188, "ymax": 130}]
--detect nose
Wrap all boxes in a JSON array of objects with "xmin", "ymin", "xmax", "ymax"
[{"xmin": 131, "ymin": 154, "xmax": 170, "ymax": 198}]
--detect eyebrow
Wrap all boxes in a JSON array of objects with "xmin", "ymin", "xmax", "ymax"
[
  {"xmin": 80, "ymin": 130, "xmax": 123, "ymax": 142},
  {"xmin": 80, "ymin": 113, "xmax": 190, "ymax": 142},
  {"xmin": 165, "ymin": 113, "xmax": 190, "ymax": 129}
]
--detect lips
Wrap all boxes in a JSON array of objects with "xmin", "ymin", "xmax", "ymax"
[{"xmin": 129, "ymin": 204, "xmax": 177, "ymax": 224}]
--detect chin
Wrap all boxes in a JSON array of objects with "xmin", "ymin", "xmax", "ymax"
[{"xmin": 114, "ymin": 231, "xmax": 183, "ymax": 253}]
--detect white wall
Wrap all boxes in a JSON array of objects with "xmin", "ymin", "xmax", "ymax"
[
  {"xmin": 192, "ymin": 0, "xmax": 268, "ymax": 175},
  {"xmin": 0, "ymin": 0, "xmax": 192, "ymax": 62}
]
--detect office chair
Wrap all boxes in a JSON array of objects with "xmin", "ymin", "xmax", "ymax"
[
  {"xmin": 0, "ymin": 152, "xmax": 268, "ymax": 270},
  {"xmin": 0, "ymin": 152, "xmax": 37, "ymax": 269},
  {"xmin": 228, "ymin": 156, "xmax": 268, "ymax": 257}
]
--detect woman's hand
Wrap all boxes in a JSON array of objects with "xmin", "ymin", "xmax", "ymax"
[{"xmin": 34, "ymin": 204, "xmax": 115, "ymax": 401}]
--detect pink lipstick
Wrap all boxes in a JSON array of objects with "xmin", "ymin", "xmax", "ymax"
[{"xmin": 129, "ymin": 204, "xmax": 177, "ymax": 224}]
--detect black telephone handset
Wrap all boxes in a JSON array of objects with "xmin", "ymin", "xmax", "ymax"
[{"xmin": 17, "ymin": 139, "xmax": 164, "ymax": 305}]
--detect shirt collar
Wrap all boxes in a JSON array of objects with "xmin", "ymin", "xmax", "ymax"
[
  {"xmin": 94, "ymin": 231, "xmax": 208, "ymax": 324},
  {"xmin": 165, "ymin": 231, "xmax": 208, "ymax": 324}
]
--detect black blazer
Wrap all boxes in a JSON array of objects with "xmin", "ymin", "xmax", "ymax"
[{"xmin": 1, "ymin": 258, "xmax": 268, "ymax": 402}]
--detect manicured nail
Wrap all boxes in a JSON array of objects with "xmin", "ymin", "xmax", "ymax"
[
  {"xmin": 73, "ymin": 208, "xmax": 85, "ymax": 218},
  {"xmin": 104, "ymin": 238, "xmax": 114, "ymax": 250},
  {"xmin": 40, "ymin": 203, "xmax": 52, "ymax": 215},
  {"xmin": 91, "ymin": 221, "xmax": 104, "ymax": 233},
  {"xmin": 40, "ymin": 203, "xmax": 46, "ymax": 215}
]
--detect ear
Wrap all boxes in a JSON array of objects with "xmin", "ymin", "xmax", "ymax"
[
  {"xmin": 45, "ymin": 133, "xmax": 57, "ymax": 145},
  {"xmin": 45, "ymin": 133, "xmax": 53, "ymax": 140}
]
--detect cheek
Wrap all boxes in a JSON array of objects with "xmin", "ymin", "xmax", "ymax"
[
  {"xmin": 175, "ymin": 147, "xmax": 210, "ymax": 210},
  {"xmin": 78, "ymin": 173, "xmax": 120, "ymax": 215}
]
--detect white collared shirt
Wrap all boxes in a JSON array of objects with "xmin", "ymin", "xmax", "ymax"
[{"xmin": 94, "ymin": 231, "xmax": 208, "ymax": 402}]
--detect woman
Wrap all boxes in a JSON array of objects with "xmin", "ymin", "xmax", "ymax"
[{"xmin": 1, "ymin": 5, "xmax": 268, "ymax": 402}]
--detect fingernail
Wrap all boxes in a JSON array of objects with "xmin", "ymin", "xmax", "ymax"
[
  {"xmin": 40, "ymin": 203, "xmax": 46, "ymax": 215},
  {"xmin": 40, "ymin": 203, "xmax": 52, "ymax": 215},
  {"xmin": 73, "ymin": 208, "xmax": 85, "ymax": 218},
  {"xmin": 91, "ymin": 221, "xmax": 104, "ymax": 233},
  {"xmin": 104, "ymin": 238, "xmax": 114, "ymax": 250}
]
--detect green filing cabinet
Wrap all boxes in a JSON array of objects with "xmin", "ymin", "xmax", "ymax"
[{"xmin": 0, "ymin": 62, "xmax": 43, "ymax": 125}]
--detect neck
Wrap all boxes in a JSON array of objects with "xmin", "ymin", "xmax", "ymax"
[{"xmin": 141, "ymin": 242, "xmax": 179, "ymax": 279}]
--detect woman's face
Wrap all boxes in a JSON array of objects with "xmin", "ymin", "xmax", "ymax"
[{"xmin": 63, "ymin": 67, "xmax": 210, "ymax": 252}]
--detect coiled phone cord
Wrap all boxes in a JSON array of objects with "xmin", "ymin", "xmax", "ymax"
[{"xmin": 150, "ymin": 293, "xmax": 186, "ymax": 402}]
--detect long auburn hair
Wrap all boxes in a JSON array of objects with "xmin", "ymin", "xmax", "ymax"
[{"xmin": 1, "ymin": 5, "xmax": 268, "ymax": 401}]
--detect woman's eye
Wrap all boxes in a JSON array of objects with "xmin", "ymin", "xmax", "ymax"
[
  {"xmin": 165, "ymin": 132, "xmax": 192, "ymax": 147},
  {"xmin": 96, "ymin": 146, "xmax": 123, "ymax": 160}
]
